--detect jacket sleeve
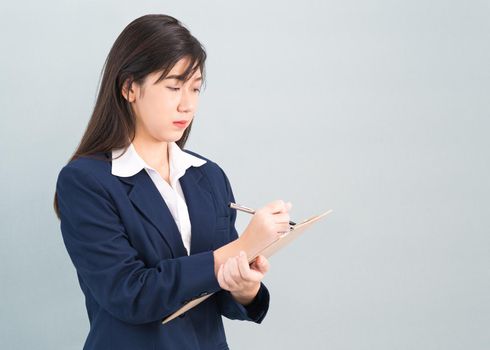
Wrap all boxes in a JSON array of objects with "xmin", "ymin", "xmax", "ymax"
[
  {"xmin": 56, "ymin": 165, "xmax": 221, "ymax": 325},
  {"xmin": 214, "ymin": 166, "xmax": 271, "ymax": 323}
]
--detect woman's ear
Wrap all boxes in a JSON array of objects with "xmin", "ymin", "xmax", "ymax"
[{"xmin": 121, "ymin": 78, "xmax": 137, "ymax": 103}]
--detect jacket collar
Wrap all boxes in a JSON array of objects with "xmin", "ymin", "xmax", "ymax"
[
  {"xmin": 111, "ymin": 141, "xmax": 206, "ymax": 180},
  {"xmin": 108, "ymin": 144, "xmax": 217, "ymax": 258}
]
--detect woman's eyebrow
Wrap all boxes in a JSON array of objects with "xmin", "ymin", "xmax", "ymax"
[{"xmin": 164, "ymin": 75, "xmax": 202, "ymax": 82}]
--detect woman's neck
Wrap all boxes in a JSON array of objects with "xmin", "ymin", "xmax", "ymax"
[{"xmin": 132, "ymin": 137, "xmax": 171, "ymax": 182}]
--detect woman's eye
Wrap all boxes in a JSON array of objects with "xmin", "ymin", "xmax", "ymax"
[{"xmin": 166, "ymin": 87, "xmax": 200, "ymax": 93}]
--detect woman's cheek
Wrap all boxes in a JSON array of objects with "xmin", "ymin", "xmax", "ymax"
[{"xmin": 148, "ymin": 110, "xmax": 168, "ymax": 131}]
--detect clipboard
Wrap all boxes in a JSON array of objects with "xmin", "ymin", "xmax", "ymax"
[{"xmin": 161, "ymin": 209, "xmax": 333, "ymax": 324}]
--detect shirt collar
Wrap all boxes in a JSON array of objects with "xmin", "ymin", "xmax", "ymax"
[{"xmin": 111, "ymin": 142, "xmax": 206, "ymax": 180}]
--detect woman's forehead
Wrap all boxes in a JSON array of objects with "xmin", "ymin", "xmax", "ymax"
[{"xmin": 151, "ymin": 64, "xmax": 202, "ymax": 85}]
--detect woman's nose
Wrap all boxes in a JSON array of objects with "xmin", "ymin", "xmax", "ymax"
[{"xmin": 177, "ymin": 90, "xmax": 195, "ymax": 113}]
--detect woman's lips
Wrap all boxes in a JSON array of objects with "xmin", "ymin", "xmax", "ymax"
[{"xmin": 173, "ymin": 120, "xmax": 188, "ymax": 128}]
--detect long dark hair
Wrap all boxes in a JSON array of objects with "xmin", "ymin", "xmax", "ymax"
[{"xmin": 53, "ymin": 14, "xmax": 207, "ymax": 219}]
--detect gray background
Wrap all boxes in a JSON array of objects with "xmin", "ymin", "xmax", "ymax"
[{"xmin": 1, "ymin": 0, "xmax": 489, "ymax": 349}]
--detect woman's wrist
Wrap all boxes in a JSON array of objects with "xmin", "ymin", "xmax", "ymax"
[
  {"xmin": 212, "ymin": 232, "xmax": 258, "ymax": 276},
  {"xmin": 213, "ymin": 237, "xmax": 244, "ymax": 276}
]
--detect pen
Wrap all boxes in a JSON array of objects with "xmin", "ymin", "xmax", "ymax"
[{"xmin": 228, "ymin": 202, "xmax": 296, "ymax": 226}]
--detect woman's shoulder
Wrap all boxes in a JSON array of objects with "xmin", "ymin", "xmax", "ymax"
[
  {"xmin": 182, "ymin": 149, "xmax": 235, "ymax": 204},
  {"xmin": 63, "ymin": 152, "xmax": 110, "ymax": 171},
  {"xmin": 184, "ymin": 149, "xmax": 231, "ymax": 192},
  {"xmin": 183, "ymin": 148, "xmax": 228, "ymax": 179},
  {"xmin": 56, "ymin": 152, "xmax": 112, "ymax": 188}
]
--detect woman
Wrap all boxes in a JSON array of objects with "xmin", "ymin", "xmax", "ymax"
[{"xmin": 53, "ymin": 14, "xmax": 292, "ymax": 350}]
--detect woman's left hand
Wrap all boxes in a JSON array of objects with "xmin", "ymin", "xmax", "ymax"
[{"xmin": 217, "ymin": 251, "xmax": 269, "ymax": 305}]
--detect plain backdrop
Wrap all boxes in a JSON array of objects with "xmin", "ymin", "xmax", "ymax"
[{"xmin": 1, "ymin": 1, "xmax": 489, "ymax": 349}]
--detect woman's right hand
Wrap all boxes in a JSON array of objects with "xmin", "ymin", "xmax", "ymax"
[{"xmin": 239, "ymin": 200, "xmax": 293, "ymax": 254}]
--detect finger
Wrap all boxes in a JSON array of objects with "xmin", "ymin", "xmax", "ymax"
[
  {"xmin": 228, "ymin": 255, "xmax": 243, "ymax": 284},
  {"xmin": 277, "ymin": 222, "xmax": 291, "ymax": 234},
  {"xmin": 273, "ymin": 213, "xmax": 291, "ymax": 224},
  {"xmin": 217, "ymin": 264, "xmax": 229, "ymax": 290},
  {"xmin": 272, "ymin": 221, "xmax": 291, "ymax": 236},
  {"xmin": 223, "ymin": 257, "xmax": 240, "ymax": 289},
  {"xmin": 238, "ymin": 253, "xmax": 263, "ymax": 282},
  {"xmin": 268, "ymin": 200, "xmax": 286, "ymax": 213},
  {"xmin": 236, "ymin": 251, "xmax": 255, "ymax": 282},
  {"xmin": 222, "ymin": 264, "xmax": 237, "ymax": 290},
  {"xmin": 273, "ymin": 200, "xmax": 292, "ymax": 214},
  {"xmin": 250, "ymin": 255, "xmax": 264, "ymax": 272},
  {"xmin": 251, "ymin": 255, "xmax": 269, "ymax": 274}
]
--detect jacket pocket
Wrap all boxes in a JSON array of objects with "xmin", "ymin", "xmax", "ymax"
[
  {"xmin": 215, "ymin": 215, "xmax": 230, "ymax": 231},
  {"xmin": 213, "ymin": 215, "xmax": 230, "ymax": 249}
]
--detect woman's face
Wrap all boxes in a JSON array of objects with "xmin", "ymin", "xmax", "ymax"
[{"xmin": 123, "ymin": 57, "xmax": 202, "ymax": 143}]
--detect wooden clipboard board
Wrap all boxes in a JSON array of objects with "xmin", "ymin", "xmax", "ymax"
[{"xmin": 161, "ymin": 209, "xmax": 333, "ymax": 324}]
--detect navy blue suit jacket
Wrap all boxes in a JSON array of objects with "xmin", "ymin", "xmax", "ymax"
[{"xmin": 56, "ymin": 149, "xmax": 270, "ymax": 350}]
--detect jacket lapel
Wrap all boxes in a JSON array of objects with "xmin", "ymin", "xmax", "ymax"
[
  {"xmin": 115, "ymin": 165, "xmax": 217, "ymax": 258},
  {"xmin": 179, "ymin": 167, "xmax": 216, "ymax": 255}
]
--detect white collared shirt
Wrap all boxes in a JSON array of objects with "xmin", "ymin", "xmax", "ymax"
[{"xmin": 111, "ymin": 142, "xmax": 207, "ymax": 255}]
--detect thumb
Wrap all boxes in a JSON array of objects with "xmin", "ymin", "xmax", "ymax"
[{"xmin": 252, "ymin": 255, "xmax": 269, "ymax": 274}]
